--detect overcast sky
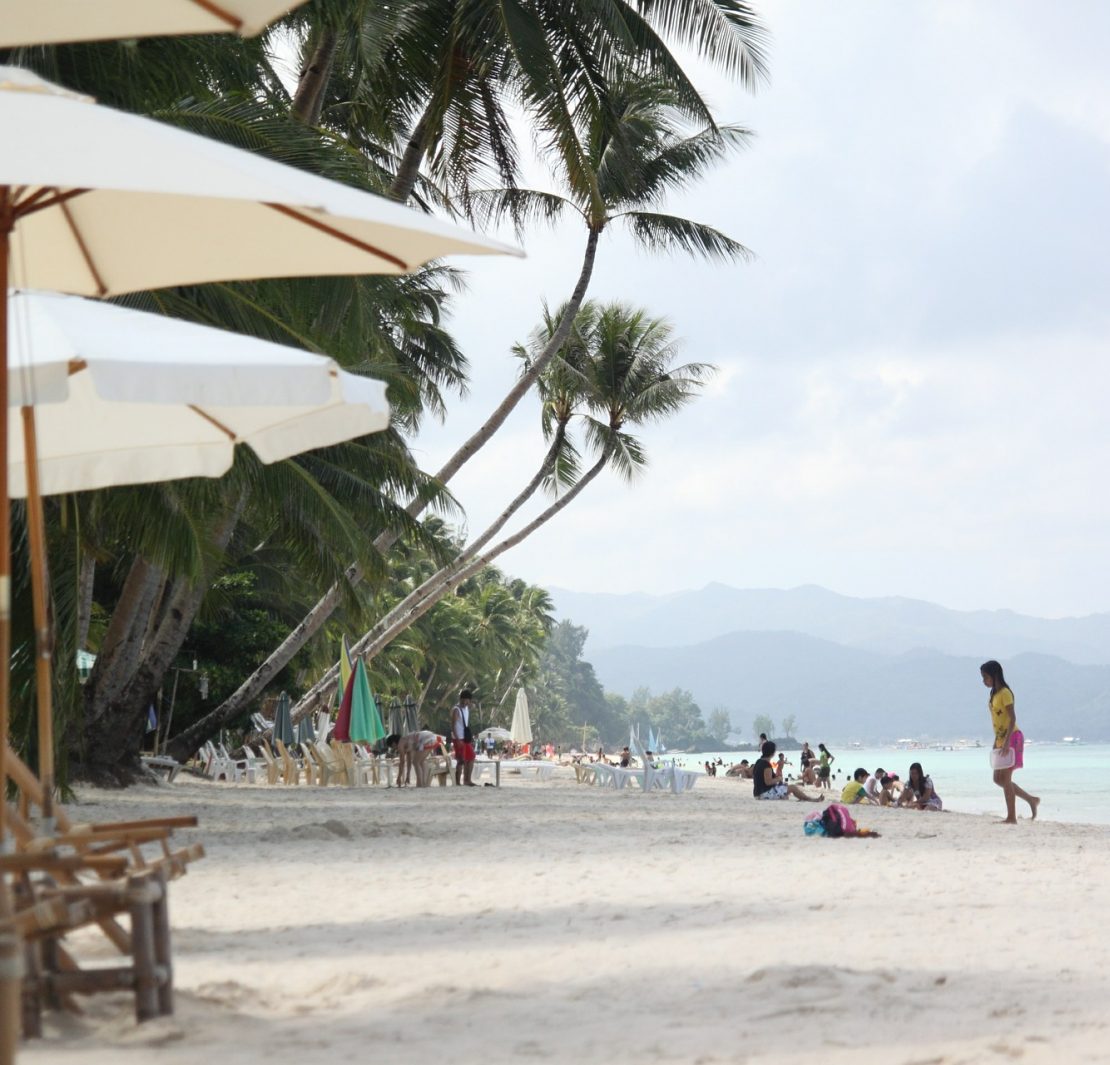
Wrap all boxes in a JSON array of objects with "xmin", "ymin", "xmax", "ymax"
[{"xmin": 410, "ymin": 1, "xmax": 1110, "ymax": 620}]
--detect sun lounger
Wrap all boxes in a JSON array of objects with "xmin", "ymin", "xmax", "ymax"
[
  {"xmin": 140, "ymin": 755, "xmax": 182, "ymax": 783},
  {"xmin": 256, "ymin": 742, "xmax": 281, "ymax": 784}
]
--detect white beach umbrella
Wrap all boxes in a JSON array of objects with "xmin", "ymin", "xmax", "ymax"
[
  {"xmin": 6, "ymin": 289, "xmax": 391, "ymax": 497},
  {"xmin": 510, "ymin": 689, "xmax": 533, "ymax": 747},
  {"xmin": 478, "ymin": 727, "xmax": 512, "ymax": 742},
  {"xmin": 0, "ymin": 0, "xmax": 310, "ymax": 46},
  {"xmin": 0, "ymin": 66, "xmax": 521, "ymax": 296},
  {"xmin": 0, "ymin": 64, "xmax": 520, "ymax": 865}
]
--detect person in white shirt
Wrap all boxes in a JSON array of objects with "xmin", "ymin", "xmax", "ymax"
[
  {"xmin": 863, "ymin": 766, "xmax": 886, "ymax": 803},
  {"xmin": 450, "ymin": 690, "xmax": 477, "ymax": 787}
]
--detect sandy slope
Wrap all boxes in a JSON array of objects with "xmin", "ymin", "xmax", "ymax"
[{"xmin": 19, "ymin": 771, "xmax": 1110, "ymax": 1064}]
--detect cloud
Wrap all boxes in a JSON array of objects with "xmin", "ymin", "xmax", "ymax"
[{"xmin": 410, "ymin": 2, "xmax": 1110, "ymax": 618}]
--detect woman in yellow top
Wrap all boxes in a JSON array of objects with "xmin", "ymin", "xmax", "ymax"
[{"xmin": 980, "ymin": 660, "xmax": 1039, "ymax": 823}]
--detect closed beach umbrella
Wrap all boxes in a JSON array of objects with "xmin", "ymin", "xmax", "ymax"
[
  {"xmin": 6, "ymin": 290, "xmax": 390, "ymax": 497},
  {"xmin": 272, "ymin": 692, "xmax": 294, "ymax": 746},
  {"xmin": 510, "ymin": 689, "xmax": 533, "ymax": 749},
  {"xmin": 332, "ymin": 666, "xmax": 357, "ymax": 743},
  {"xmin": 0, "ymin": 0, "xmax": 310, "ymax": 45},
  {"xmin": 295, "ymin": 713, "xmax": 315, "ymax": 744},
  {"xmin": 402, "ymin": 696, "xmax": 419, "ymax": 736},
  {"xmin": 347, "ymin": 659, "xmax": 385, "ymax": 745},
  {"xmin": 388, "ymin": 697, "xmax": 403, "ymax": 736}
]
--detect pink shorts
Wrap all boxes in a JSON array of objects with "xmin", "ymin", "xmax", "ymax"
[
  {"xmin": 1010, "ymin": 730, "xmax": 1025, "ymax": 770},
  {"xmin": 453, "ymin": 740, "xmax": 475, "ymax": 762}
]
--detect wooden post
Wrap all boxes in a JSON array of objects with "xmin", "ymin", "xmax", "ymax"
[
  {"xmin": 20, "ymin": 937, "xmax": 42, "ymax": 1038},
  {"xmin": 0, "ymin": 185, "xmax": 23, "ymax": 1065},
  {"xmin": 151, "ymin": 870, "xmax": 173, "ymax": 1016},
  {"xmin": 128, "ymin": 875, "xmax": 162, "ymax": 1022},
  {"xmin": 22, "ymin": 406, "xmax": 55, "ymax": 825}
]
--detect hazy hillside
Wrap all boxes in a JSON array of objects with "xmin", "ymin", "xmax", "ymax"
[
  {"xmin": 589, "ymin": 632, "xmax": 1110, "ymax": 742},
  {"xmin": 551, "ymin": 583, "xmax": 1110, "ymax": 664}
]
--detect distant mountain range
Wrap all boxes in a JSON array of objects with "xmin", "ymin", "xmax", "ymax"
[{"xmin": 550, "ymin": 584, "xmax": 1110, "ymax": 742}]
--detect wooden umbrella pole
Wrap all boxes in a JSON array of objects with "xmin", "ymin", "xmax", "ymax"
[
  {"xmin": 22, "ymin": 406, "xmax": 54, "ymax": 825},
  {"xmin": 0, "ymin": 188, "xmax": 23, "ymax": 1065},
  {"xmin": 0, "ymin": 190, "xmax": 12, "ymax": 850}
]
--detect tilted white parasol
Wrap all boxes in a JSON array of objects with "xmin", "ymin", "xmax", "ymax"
[
  {"xmin": 0, "ymin": 63, "xmax": 521, "ymax": 854},
  {"xmin": 6, "ymin": 289, "xmax": 391, "ymax": 497},
  {"xmin": 0, "ymin": 0, "xmax": 310, "ymax": 45}
]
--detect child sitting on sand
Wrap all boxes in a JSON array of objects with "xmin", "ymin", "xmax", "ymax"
[
  {"xmin": 878, "ymin": 774, "xmax": 901, "ymax": 806},
  {"xmin": 840, "ymin": 768, "xmax": 875, "ymax": 804},
  {"xmin": 897, "ymin": 762, "xmax": 942, "ymax": 811},
  {"xmin": 752, "ymin": 741, "xmax": 823, "ymax": 802}
]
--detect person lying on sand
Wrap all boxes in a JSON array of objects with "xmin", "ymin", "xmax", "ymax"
[
  {"xmin": 725, "ymin": 760, "xmax": 752, "ymax": 778},
  {"xmin": 752, "ymin": 741, "xmax": 823, "ymax": 802}
]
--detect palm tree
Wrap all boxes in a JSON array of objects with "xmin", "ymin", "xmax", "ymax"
[
  {"xmin": 191, "ymin": 74, "xmax": 751, "ymax": 749},
  {"xmin": 290, "ymin": 299, "xmax": 712, "ymax": 717},
  {"xmin": 287, "ymin": 0, "xmax": 769, "ymax": 206}
]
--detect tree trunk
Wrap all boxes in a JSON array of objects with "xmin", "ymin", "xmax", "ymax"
[
  {"xmin": 432, "ymin": 227, "xmax": 600, "ymax": 488},
  {"xmin": 291, "ymin": 28, "xmax": 339, "ymax": 126},
  {"xmin": 357, "ymin": 449, "xmax": 612, "ymax": 664},
  {"xmin": 290, "ymin": 424, "xmax": 566, "ymax": 717},
  {"xmin": 388, "ymin": 107, "xmax": 432, "ymax": 203},
  {"xmin": 292, "ymin": 444, "xmax": 611, "ymax": 718},
  {"xmin": 82, "ymin": 556, "xmax": 163, "ymax": 727},
  {"xmin": 169, "ymin": 228, "xmax": 602, "ymax": 757},
  {"xmin": 164, "ymin": 561, "xmax": 357, "ymax": 763},
  {"xmin": 76, "ymin": 552, "xmax": 95, "ymax": 650},
  {"xmin": 78, "ymin": 498, "xmax": 244, "ymax": 780}
]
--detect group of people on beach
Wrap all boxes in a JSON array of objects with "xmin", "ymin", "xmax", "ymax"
[{"xmin": 744, "ymin": 660, "xmax": 1041, "ymax": 822}]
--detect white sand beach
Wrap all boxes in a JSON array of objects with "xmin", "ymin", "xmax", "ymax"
[{"xmin": 20, "ymin": 771, "xmax": 1110, "ymax": 1065}]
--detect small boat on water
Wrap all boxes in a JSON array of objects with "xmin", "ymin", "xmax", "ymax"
[{"xmin": 1061, "ymin": 736, "xmax": 1084, "ymax": 745}]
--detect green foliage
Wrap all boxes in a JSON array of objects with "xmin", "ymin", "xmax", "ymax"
[
  {"xmin": 780, "ymin": 713, "xmax": 798, "ymax": 740},
  {"xmin": 707, "ymin": 707, "xmax": 732, "ymax": 744},
  {"xmin": 752, "ymin": 713, "xmax": 775, "ymax": 742}
]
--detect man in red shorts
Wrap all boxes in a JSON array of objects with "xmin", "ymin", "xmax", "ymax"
[{"xmin": 451, "ymin": 689, "xmax": 477, "ymax": 787}]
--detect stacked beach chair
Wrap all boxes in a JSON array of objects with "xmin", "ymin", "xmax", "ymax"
[{"xmin": 0, "ymin": 745, "xmax": 204, "ymax": 1041}]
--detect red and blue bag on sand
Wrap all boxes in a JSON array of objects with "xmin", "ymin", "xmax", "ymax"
[{"xmin": 804, "ymin": 803, "xmax": 880, "ymax": 838}]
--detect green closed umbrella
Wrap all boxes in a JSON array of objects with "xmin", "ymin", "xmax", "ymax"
[
  {"xmin": 348, "ymin": 659, "xmax": 385, "ymax": 745},
  {"xmin": 272, "ymin": 691, "xmax": 295, "ymax": 746}
]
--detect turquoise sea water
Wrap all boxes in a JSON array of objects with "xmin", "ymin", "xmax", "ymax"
[{"xmin": 673, "ymin": 744, "xmax": 1110, "ymax": 826}]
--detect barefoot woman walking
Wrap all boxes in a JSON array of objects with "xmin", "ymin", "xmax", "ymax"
[{"xmin": 980, "ymin": 660, "xmax": 1040, "ymax": 823}]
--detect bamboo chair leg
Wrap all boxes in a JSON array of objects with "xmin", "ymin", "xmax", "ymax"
[
  {"xmin": 20, "ymin": 937, "xmax": 41, "ymax": 1039},
  {"xmin": 129, "ymin": 877, "xmax": 159, "ymax": 1023},
  {"xmin": 151, "ymin": 871, "xmax": 173, "ymax": 1017},
  {"xmin": 0, "ymin": 886, "xmax": 21, "ymax": 1065}
]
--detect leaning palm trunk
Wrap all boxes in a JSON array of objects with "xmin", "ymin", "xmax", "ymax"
[
  {"xmin": 389, "ymin": 106, "xmax": 432, "ymax": 203},
  {"xmin": 291, "ymin": 28, "xmax": 339, "ymax": 126},
  {"xmin": 292, "ymin": 446, "xmax": 611, "ymax": 720},
  {"xmin": 82, "ymin": 556, "xmax": 164, "ymax": 724},
  {"xmin": 79, "ymin": 497, "xmax": 244, "ymax": 779},
  {"xmin": 76, "ymin": 551, "xmax": 95, "ymax": 651},
  {"xmin": 167, "ymin": 231, "xmax": 600, "ymax": 759}
]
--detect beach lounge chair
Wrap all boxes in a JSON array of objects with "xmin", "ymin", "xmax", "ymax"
[
  {"xmin": 250, "ymin": 712, "xmax": 274, "ymax": 737},
  {"xmin": 314, "ymin": 741, "xmax": 348, "ymax": 786},
  {"xmin": 140, "ymin": 754, "xmax": 182, "ymax": 783},
  {"xmin": 219, "ymin": 743, "xmax": 256, "ymax": 784},
  {"xmin": 274, "ymin": 739, "xmax": 303, "ymax": 785},
  {"xmin": 3, "ymin": 745, "xmax": 204, "ymax": 1033},
  {"xmin": 256, "ymin": 742, "xmax": 281, "ymax": 785}
]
